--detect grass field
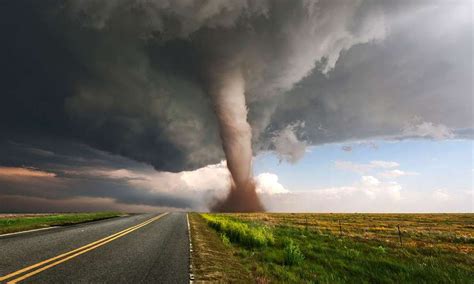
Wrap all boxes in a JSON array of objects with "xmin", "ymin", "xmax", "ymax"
[
  {"xmin": 194, "ymin": 213, "xmax": 474, "ymax": 283},
  {"xmin": 188, "ymin": 213, "xmax": 252, "ymax": 282},
  {"xmin": 0, "ymin": 212, "xmax": 123, "ymax": 235}
]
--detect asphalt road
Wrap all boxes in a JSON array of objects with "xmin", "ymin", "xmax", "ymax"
[{"xmin": 0, "ymin": 212, "xmax": 189, "ymax": 283}]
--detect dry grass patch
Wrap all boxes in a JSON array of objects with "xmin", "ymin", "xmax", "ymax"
[{"xmin": 232, "ymin": 213, "xmax": 474, "ymax": 254}]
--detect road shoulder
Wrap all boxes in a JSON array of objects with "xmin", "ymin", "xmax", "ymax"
[{"xmin": 188, "ymin": 213, "xmax": 252, "ymax": 283}]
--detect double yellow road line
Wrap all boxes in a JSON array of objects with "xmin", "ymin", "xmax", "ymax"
[{"xmin": 0, "ymin": 213, "xmax": 168, "ymax": 283}]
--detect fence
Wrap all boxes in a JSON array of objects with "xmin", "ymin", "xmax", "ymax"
[{"xmin": 234, "ymin": 213, "xmax": 474, "ymax": 252}]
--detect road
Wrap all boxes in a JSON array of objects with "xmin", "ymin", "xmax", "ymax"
[{"xmin": 0, "ymin": 212, "xmax": 189, "ymax": 283}]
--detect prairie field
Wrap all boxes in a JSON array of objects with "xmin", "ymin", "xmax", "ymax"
[
  {"xmin": 232, "ymin": 213, "xmax": 474, "ymax": 254},
  {"xmin": 191, "ymin": 213, "xmax": 474, "ymax": 283},
  {"xmin": 0, "ymin": 212, "xmax": 123, "ymax": 235}
]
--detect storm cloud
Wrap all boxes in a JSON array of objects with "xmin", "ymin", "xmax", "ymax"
[{"xmin": 0, "ymin": 0, "xmax": 471, "ymax": 211}]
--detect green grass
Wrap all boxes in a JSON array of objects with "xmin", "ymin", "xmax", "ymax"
[
  {"xmin": 201, "ymin": 214, "xmax": 274, "ymax": 248},
  {"xmin": 0, "ymin": 212, "xmax": 123, "ymax": 234},
  {"xmin": 283, "ymin": 239, "xmax": 305, "ymax": 266},
  {"xmin": 201, "ymin": 214, "xmax": 474, "ymax": 283},
  {"xmin": 188, "ymin": 213, "xmax": 253, "ymax": 282}
]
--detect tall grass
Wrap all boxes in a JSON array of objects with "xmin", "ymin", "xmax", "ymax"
[
  {"xmin": 202, "ymin": 214, "xmax": 274, "ymax": 248},
  {"xmin": 283, "ymin": 239, "xmax": 304, "ymax": 265}
]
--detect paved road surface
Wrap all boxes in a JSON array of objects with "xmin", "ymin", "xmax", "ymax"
[{"xmin": 0, "ymin": 212, "xmax": 189, "ymax": 283}]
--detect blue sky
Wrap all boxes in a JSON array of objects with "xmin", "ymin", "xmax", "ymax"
[{"xmin": 255, "ymin": 139, "xmax": 473, "ymax": 192}]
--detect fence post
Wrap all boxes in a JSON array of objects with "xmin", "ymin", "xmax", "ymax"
[
  {"xmin": 339, "ymin": 220, "xmax": 343, "ymax": 237},
  {"xmin": 397, "ymin": 224, "xmax": 403, "ymax": 247},
  {"xmin": 305, "ymin": 215, "xmax": 308, "ymax": 231}
]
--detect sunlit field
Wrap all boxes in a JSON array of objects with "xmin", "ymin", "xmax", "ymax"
[{"xmin": 193, "ymin": 213, "xmax": 474, "ymax": 283}]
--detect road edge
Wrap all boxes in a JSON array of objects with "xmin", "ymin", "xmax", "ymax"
[
  {"xmin": 0, "ymin": 226, "xmax": 60, "ymax": 238},
  {"xmin": 0, "ymin": 214, "xmax": 126, "ymax": 238},
  {"xmin": 186, "ymin": 213, "xmax": 194, "ymax": 283}
]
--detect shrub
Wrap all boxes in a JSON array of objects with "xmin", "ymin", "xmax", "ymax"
[
  {"xmin": 283, "ymin": 240, "xmax": 305, "ymax": 265},
  {"xmin": 220, "ymin": 233, "xmax": 231, "ymax": 246},
  {"xmin": 376, "ymin": 245, "xmax": 386, "ymax": 254}
]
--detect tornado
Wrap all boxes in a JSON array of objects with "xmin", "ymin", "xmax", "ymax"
[
  {"xmin": 58, "ymin": 0, "xmax": 389, "ymax": 213},
  {"xmin": 206, "ymin": 65, "xmax": 264, "ymax": 212}
]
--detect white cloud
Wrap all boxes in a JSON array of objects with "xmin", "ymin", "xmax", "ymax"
[
  {"xmin": 95, "ymin": 164, "xmax": 465, "ymax": 212},
  {"xmin": 262, "ymin": 175, "xmax": 404, "ymax": 212},
  {"xmin": 71, "ymin": 162, "xmax": 291, "ymax": 209},
  {"xmin": 66, "ymin": 161, "xmax": 231, "ymax": 194},
  {"xmin": 378, "ymin": 169, "xmax": 419, "ymax": 179},
  {"xmin": 255, "ymin": 173, "xmax": 289, "ymax": 195},
  {"xmin": 335, "ymin": 160, "xmax": 399, "ymax": 174},
  {"xmin": 94, "ymin": 169, "xmax": 147, "ymax": 180},
  {"xmin": 261, "ymin": 180, "xmax": 472, "ymax": 213},
  {"xmin": 431, "ymin": 189, "xmax": 452, "ymax": 202},
  {"xmin": 370, "ymin": 161, "xmax": 400, "ymax": 169},
  {"xmin": 126, "ymin": 161, "xmax": 231, "ymax": 195},
  {"xmin": 179, "ymin": 161, "xmax": 231, "ymax": 192},
  {"xmin": 335, "ymin": 160, "xmax": 418, "ymax": 180},
  {"xmin": 361, "ymin": 175, "xmax": 381, "ymax": 186},
  {"xmin": 359, "ymin": 176, "xmax": 401, "ymax": 201},
  {"xmin": 334, "ymin": 161, "xmax": 371, "ymax": 173}
]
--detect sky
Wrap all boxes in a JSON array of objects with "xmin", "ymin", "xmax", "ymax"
[
  {"xmin": 0, "ymin": 0, "xmax": 472, "ymax": 213},
  {"xmin": 254, "ymin": 139, "xmax": 473, "ymax": 212}
]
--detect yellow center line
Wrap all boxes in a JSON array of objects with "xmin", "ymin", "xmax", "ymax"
[
  {"xmin": 0, "ymin": 214, "xmax": 162, "ymax": 281},
  {"xmin": 0, "ymin": 213, "xmax": 168, "ymax": 283}
]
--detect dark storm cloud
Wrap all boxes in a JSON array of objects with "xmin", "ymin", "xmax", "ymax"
[
  {"xmin": 0, "ymin": 1, "xmax": 211, "ymax": 172},
  {"xmin": 0, "ymin": 0, "xmax": 471, "ymax": 210},
  {"xmin": 0, "ymin": 177, "xmax": 192, "ymax": 208},
  {"xmin": 0, "ymin": 140, "xmax": 195, "ymax": 211},
  {"xmin": 263, "ymin": 0, "xmax": 472, "ymax": 148},
  {"xmin": 0, "ymin": 138, "xmax": 131, "ymax": 170},
  {"xmin": 0, "ymin": 0, "xmax": 390, "ymax": 172}
]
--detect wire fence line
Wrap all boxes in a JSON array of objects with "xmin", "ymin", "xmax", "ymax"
[{"xmin": 232, "ymin": 213, "xmax": 474, "ymax": 253}]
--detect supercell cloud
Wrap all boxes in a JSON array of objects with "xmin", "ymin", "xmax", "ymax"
[{"xmin": 0, "ymin": 0, "xmax": 471, "ymax": 211}]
